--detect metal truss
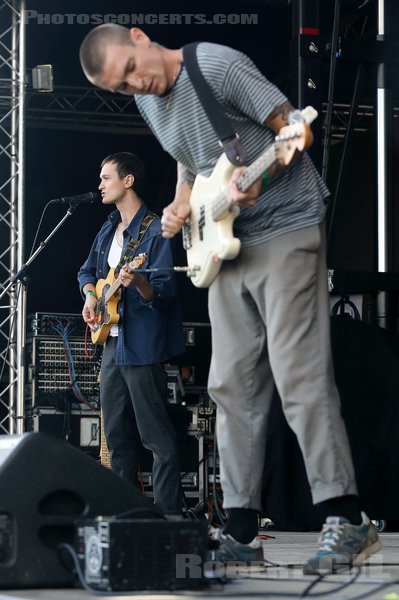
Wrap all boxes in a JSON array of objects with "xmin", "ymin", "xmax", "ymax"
[
  {"xmin": 0, "ymin": 0, "xmax": 25, "ymax": 435},
  {"xmin": 26, "ymin": 85, "xmax": 150, "ymax": 135},
  {"xmin": 26, "ymin": 85, "xmax": 387, "ymax": 140},
  {"xmin": 322, "ymin": 102, "xmax": 399, "ymax": 140}
]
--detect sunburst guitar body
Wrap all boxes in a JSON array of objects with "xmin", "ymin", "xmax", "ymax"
[{"xmin": 91, "ymin": 254, "xmax": 146, "ymax": 345}]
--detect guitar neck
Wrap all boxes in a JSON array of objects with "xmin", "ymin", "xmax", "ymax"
[
  {"xmin": 212, "ymin": 143, "xmax": 277, "ymax": 220},
  {"xmin": 105, "ymin": 278, "xmax": 122, "ymax": 303},
  {"xmin": 103, "ymin": 256, "xmax": 146, "ymax": 302},
  {"xmin": 236, "ymin": 143, "xmax": 277, "ymax": 193},
  {"xmin": 213, "ymin": 110, "xmax": 315, "ymax": 210}
]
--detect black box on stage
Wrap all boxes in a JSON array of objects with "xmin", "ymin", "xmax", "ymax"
[
  {"xmin": 27, "ymin": 406, "xmax": 101, "ymax": 459},
  {"xmin": 0, "ymin": 432, "xmax": 162, "ymax": 589},
  {"xmin": 76, "ymin": 517, "xmax": 208, "ymax": 591}
]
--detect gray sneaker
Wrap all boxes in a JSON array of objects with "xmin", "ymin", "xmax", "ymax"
[
  {"xmin": 208, "ymin": 532, "xmax": 265, "ymax": 567},
  {"xmin": 303, "ymin": 512, "xmax": 381, "ymax": 575}
]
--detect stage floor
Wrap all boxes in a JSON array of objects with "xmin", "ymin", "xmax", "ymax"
[{"xmin": 1, "ymin": 530, "xmax": 398, "ymax": 600}]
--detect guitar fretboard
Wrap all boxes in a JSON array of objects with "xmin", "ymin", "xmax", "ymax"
[
  {"xmin": 237, "ymin": 144, "xmax": 277, "ymax": 193},
  {"xmin": 105, "ymin": 279, "xmax": 122, "ymax": 304},
  {"xmin": 211, "ymin": 143, "xmax": 277, "ymax": 220}
]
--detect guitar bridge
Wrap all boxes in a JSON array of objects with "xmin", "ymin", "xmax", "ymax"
[{"xmin": 182, "ymin": 220, "xmax": 192, "ymax": 250}]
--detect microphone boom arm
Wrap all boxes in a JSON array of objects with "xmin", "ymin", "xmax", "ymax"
[{"xmin": 0, "ymin": 206, "xmax": 76, "ymax": 302}]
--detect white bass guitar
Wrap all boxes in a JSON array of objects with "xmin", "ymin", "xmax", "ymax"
[{"xmin": 182, "ymin": 106, "xmax": 318, "ymax": 288}]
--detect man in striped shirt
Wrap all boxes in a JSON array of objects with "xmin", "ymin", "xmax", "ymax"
[{"xmin": 80, "ymin": 24, "xmax": 380, "ymax": 575}]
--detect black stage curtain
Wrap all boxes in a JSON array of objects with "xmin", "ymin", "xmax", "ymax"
[{"xmin": 261, "ymin": 315, "xmax": 399, "ymax": 531}]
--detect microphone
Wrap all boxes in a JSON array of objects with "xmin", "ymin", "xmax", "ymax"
[{"xmin": 51, "ymin": 192, "xmax": 98, "ymax": 206}]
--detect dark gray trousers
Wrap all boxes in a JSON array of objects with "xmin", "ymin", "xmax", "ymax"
[{"xmin": 100, "ymin": 337, "xmax": 182, "ymax": 512}]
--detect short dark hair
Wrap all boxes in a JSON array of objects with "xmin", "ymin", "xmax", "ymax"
[
  {"xmin": 80, "ymin": 24, "xmax": 133, "ymax": 79},
  {"xmin": 101, "ymin": 152, "xmax": 146, "ymax": 196}
]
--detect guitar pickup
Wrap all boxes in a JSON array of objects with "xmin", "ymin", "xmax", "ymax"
[
  {"xmin": 198, "ymin": 205, "xmax": 205, "ymax": 241},
  {"xmin": 182, "ymin": 221, "xmax": 192, "ymax": 249}
]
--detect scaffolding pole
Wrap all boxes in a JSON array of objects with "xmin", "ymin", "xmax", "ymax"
[{"xmin": 0, "ymin": 0, "xmax": 25, "ymax": 434}]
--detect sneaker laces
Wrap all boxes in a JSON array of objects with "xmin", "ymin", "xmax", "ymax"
[
  {"xmin": 317, "ymin": 522, "xmax": 346, "ymax": 552},
  {"xmin": 209, "ymin": 527, "xmax": 263, "ymax": 548},
  {"xmin": 208, "ymin": 526, "xmax": 223, "ymax": 541}
]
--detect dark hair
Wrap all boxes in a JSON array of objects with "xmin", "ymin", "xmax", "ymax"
[
  {"xmin": 101, "ymin": 152, "xmax": 146, "ymax": 196},
  {"xmin": 80, "ymin": 24, "xmax": 133, "ymax": 79}
]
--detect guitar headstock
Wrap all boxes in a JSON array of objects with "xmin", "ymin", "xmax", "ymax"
[
  {"xmin": 128, "ymin": 252, "xmax": 147, "ymax": 272},
  {"xmin": 288, "ymin": 106, "xmax": 318, "ymax": 126},
  {"xmin": 275, "ymin": 107, "xmax": 317, "ymax": 166}
]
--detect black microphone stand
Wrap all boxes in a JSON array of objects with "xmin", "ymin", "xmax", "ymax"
[
  {"xmin": 0, "ymin": 203, "xmax": 79, "ymax": 301},
  {"xmin": 0, "ymin": 203, "xmax": 80, "ymax": 434}
]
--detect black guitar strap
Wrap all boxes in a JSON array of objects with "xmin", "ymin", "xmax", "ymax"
[
  {"xmin": 115, "ymin": 212, "xmax": 157, "ymax": 276},
  {"xmin": 183, "ymin": 42, "xmax": 248, "ymax": 167}
]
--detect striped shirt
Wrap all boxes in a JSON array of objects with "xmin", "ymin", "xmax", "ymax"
[{"xmin": 136, "ymin": 42, "xmax": 330, "ymax": 246}]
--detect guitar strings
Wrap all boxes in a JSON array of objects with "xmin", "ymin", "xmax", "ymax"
[
  {"xmin": 131, "ymin": 144, "xmax": 277, "ymax": 253},
  {"xmin": 197, "ymin": 143, "xmax": 278, "ymax": 225},
  {"xmin": 185, "ymin": 125, "xmax": 302, "ymax": 231}
]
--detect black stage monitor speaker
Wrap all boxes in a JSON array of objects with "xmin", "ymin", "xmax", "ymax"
[{"xmin": 0, "ymin": 432, "xmax": 162, "ymax": 589}]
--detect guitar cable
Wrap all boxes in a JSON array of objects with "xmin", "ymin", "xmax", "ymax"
[
  {"xmin": 51, "ymin": 318, "xmax": 97, "ymax": 409},
  {"xmin": 84, "ymin": 322, "xmax": 97, "ymax": 360}
]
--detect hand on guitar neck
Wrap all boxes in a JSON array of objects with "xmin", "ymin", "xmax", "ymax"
[
  {"xmin": 118, "ymin": 256, "xmax": 154, "ymax": 302},
  {"xmin": 228, "ymin": 167, "xmax": 262, "ymax": 209},
  {"xmin": 119, "ymin": 262, "xmax": 144, "ymax": 288},
  {"xmin": 228, "ymin": 120, "xmax": 313, "ymax": 209}
]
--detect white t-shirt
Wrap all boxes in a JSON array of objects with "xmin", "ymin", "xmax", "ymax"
[{"xmin": 108, "ymin": 232, "xmax": 122, "ymax": 337}]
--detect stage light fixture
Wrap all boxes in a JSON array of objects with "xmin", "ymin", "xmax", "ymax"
[{"xmin": 31, "ymin": 64, "xmax": 53, "ymax": 92}]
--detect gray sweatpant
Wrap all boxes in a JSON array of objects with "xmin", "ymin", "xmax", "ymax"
[{"xmin": 208, "ymin": 222, "xmax": 357, "ymax": 511}]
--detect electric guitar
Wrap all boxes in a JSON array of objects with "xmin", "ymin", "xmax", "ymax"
[
  {"xmin": 182, "ymin": 106, "xmax": 318, "ymax": 288},
  {"xmin": 91, "ymin": 253, "xmax": 147, "ymax": 345}
]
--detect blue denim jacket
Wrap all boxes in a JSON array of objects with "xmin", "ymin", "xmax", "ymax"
[{"xmin": 78, "ymin": 204, "xmax": 186, "ymax": 365}]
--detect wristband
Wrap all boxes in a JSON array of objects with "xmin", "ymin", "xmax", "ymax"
[
  {"xmin": 85, "ymin": 290, "xmax": 97, "ymax": 300},
  {"xmin": 262, "ymin": 171, "xmax": 270, "ymax": 188}
]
